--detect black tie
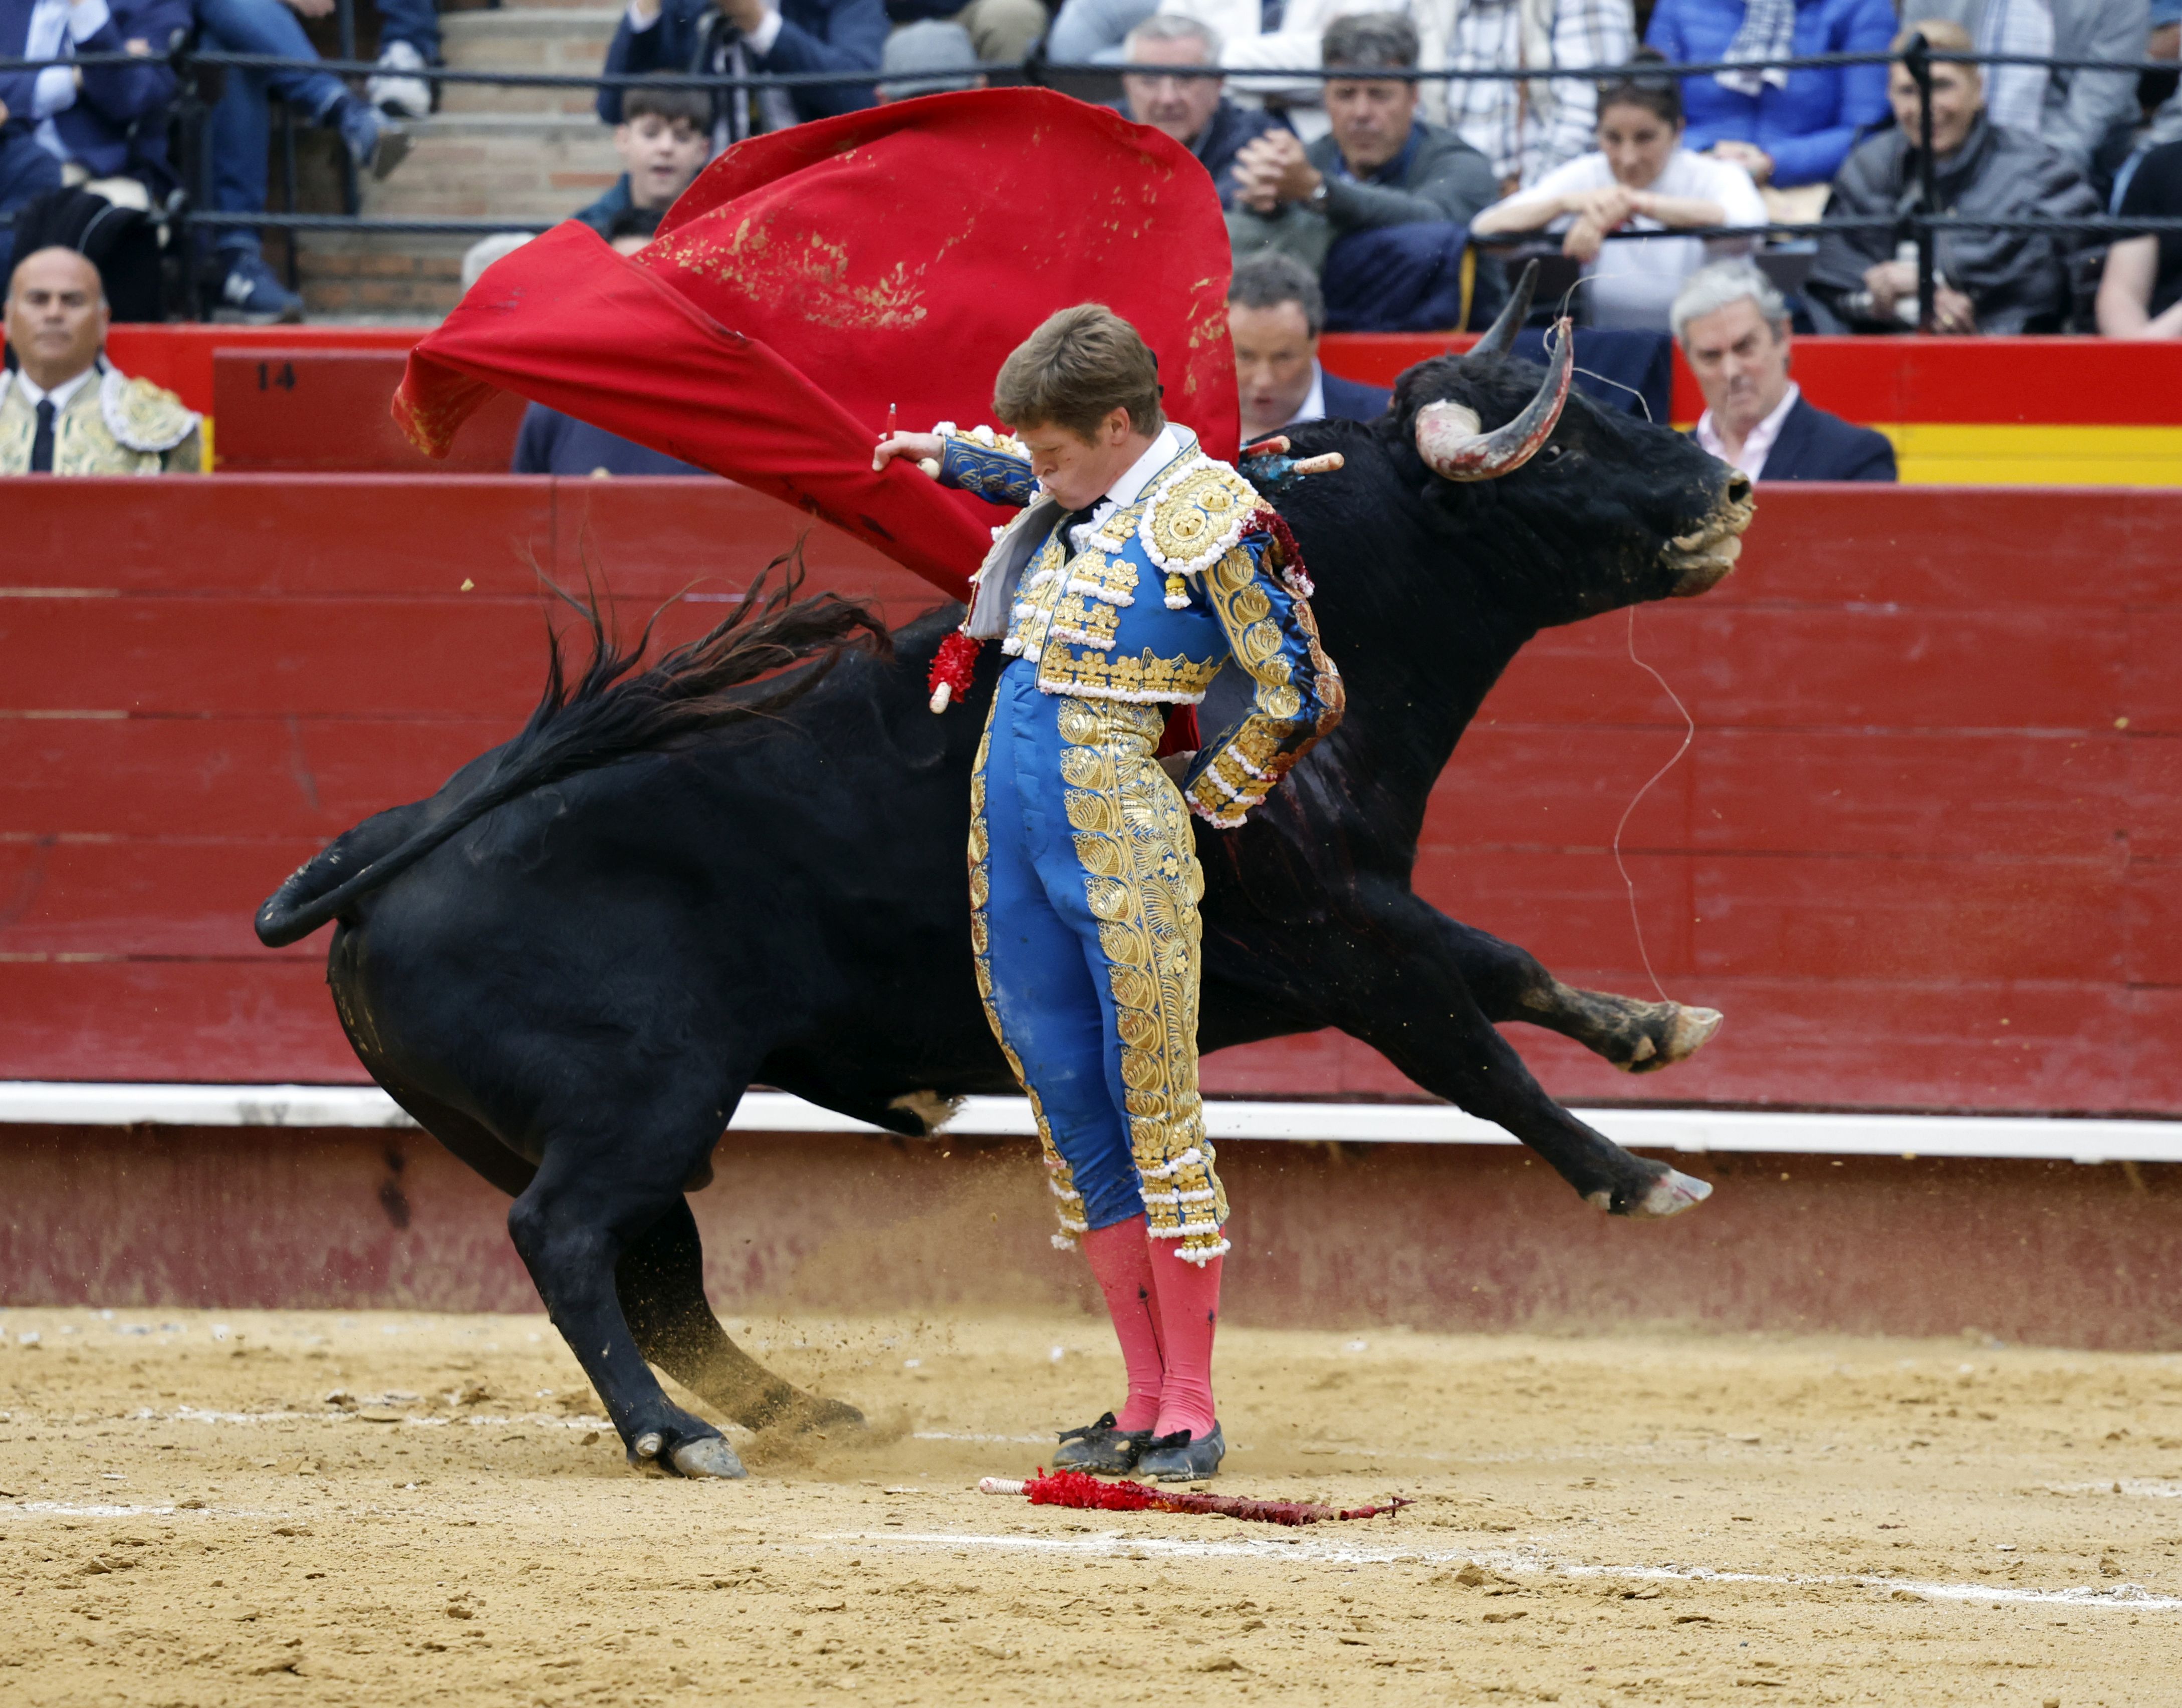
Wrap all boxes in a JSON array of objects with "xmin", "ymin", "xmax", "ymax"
[
  {"xmin": 31, "ymin": 398, "xmax": 56, "ymax": 473},
  {"xmin": 1053, "ymin": 502, "xmax": 1102, "ymax": 553}
]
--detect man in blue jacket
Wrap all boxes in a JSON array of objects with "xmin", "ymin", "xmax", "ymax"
[
  {"xmin": 1672, "ymin": 260, "xmax": 1895, "ymax": 481},
  {"xmin": 1646, "ymin": 0, "xmax": 1896, "ymax": 190},
  {"xmin": 1, "ymin": 0, "xmax": 187, "ymax": 213},
  {"xmin": 596, "ymin": 0, "xmax": 885, "ymax": 139}
]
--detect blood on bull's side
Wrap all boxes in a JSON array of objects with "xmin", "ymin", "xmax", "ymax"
[{"xmin": 252, "ymin": 275, "xmax": 1756, "ymax": 1480}]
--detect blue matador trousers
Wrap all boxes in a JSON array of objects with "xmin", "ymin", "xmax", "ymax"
[{"xmin": 969, "ymin": 660, "xmax": 1232, "ymax": 1264}]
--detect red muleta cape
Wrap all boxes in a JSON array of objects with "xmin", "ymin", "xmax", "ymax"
[{"xmin": 394, "ymin": 88, "xmax": 1242, "ymax": 601}]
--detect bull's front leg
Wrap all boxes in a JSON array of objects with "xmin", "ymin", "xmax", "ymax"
[
  {"xmin": 1317, "ymin": 889, "xmax": 1711, "ymax": 1218},
  {"xmin": 1438, "ymin": 916, "xmax": 1723, "ymax": 1074},
  {"xmin": 507, "ymin": 1103, "xmax": 752, "ymax": 1480},
  {"xmin": 615, "ymin": 1199, "xmax": 865, "ymax": 1435}
]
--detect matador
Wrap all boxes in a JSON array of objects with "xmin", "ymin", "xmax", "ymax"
[{"xmin": 876, "ymin": 305, "xmax": 1342, "ymax": 1482}]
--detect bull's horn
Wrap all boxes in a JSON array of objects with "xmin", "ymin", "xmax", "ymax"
[
  {"xmin": 1415, "ymin": 317, "xmax": 1574, "ymax": 482},
  {"xmin": 1467, "ymin": 260, "xmax": 1538, "ymax": 359}
]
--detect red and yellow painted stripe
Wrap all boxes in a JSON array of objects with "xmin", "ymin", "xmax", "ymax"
[{"xmin": 1322, "ymin": 333, "xmax": 2182, "ymax": 486}]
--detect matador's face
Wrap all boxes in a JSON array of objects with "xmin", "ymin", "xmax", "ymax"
[{"xmin": 1018, "ymin": 409, "xmax": 1148, "ymax": 513}]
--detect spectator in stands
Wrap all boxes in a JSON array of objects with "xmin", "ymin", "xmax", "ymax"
[
  {"xmin": 1, "ymin": 0, "xmax": 187, "ymax": 206},
  {"xmin": 1048, "ymin": 0, "xmax": 1361, "ymax": 122},
  {"xmin": 576, "ymin": 86, "xmax": 712, "ymax": 233},
  {"xmin": 1, "ymin": 246, "xmax": 199, "ymax": 473},
  {"xmin": 1644, "ymin": 0, "xmax": 1896, "ymax": 193},
  {"xmin": 1673, "ymin": 260, "xmax": 1895, "ymax": 478},
  {"xmin": 880, "ymin": 0, "xmax": 1044, "ymax": 65},
  {"xmin": 1917, "ymin": 0, "xmax": 2145, "ymax": 175},
  {"xmin": 1471, "ymin": 51, "xmax": 1767, "ymax": 330},
  {"xmin": 1228, "ymin": 14, "xmax": 1498, "ymax": 329},
  {"xmin": 369, "ymin": 0, "xmax": 439, "ymax": 121},
  {"xmin": 876, "ymin": 19, "xmax": 986, "ymax": 97},
  {"xmin": 1045, "ymin": 0, "xmax": 1154, "ymax": 66},
  {"xmin": 1410, "ymin": 0, "xmax": 1635, "ymax": 192},
  {"xmin": 1809, "ymin": 20, "xmax": 2098, "ymax": 333},
  {"xmin": 1118, "ymin": 14, "xmax": 1283, "ymax": 205},
  {"xmin": 1055, "ymin": 0, "xmax": 1631, "ymax": 191},
  {"xmin": 2098, "ymin": 135, "xmax": 2182, "ymax": 331},
  {"xmin": 513, "ymin": 209, "xmax": 711, "ymax": 475},
  {"xmin": 2, "ymin": 0, "xmax": 184, "ymax": 215},
  {"xmin": 598, "ymin": 0, "xmax": 886, "ymax": 145},
  {"xmin": 1229, "ymin": 251, "xmax": 1390, "ymax": 442},
  {"xmin": 194, "ymin": 0, "xmax": 412, "ymax": 322}
]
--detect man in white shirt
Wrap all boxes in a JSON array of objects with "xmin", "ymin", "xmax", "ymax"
[
  {"xmin": 1672, "ymin": 260, "xmax": 1894, "ymax": 482},
  {"xmin": 1, "ymin": 246, "xmax": 200, "ymax": 473}
]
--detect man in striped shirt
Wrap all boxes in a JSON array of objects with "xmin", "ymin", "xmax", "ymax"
[{"xmin": 1409, "ymin": 0, "xmax": 1634, "ymax": 191}]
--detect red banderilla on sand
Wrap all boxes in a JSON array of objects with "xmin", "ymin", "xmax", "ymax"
[{"xmin": 979, "ymin": 1469, "xmax": 1412, "ymax": 1528}]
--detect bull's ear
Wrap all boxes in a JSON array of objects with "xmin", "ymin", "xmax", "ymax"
[{"xmin": 1467, "ymin": 262, "xmax": 1537, "ymax": 361}]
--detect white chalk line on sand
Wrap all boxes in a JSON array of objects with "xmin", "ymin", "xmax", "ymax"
[
  {"xmin": 805, "ymin": 1529, "xmax": 2181, "ymax": 1613},
  {"xmin": 5, "ymin": 1404, "xmax": 616, "ymax": 1432},
  {"xmin": 0, "ymin": 1500, "xmax": 293, "ymax": 1521},
  {"xmin": 2048, "ymin": 1480, "xmax": 2182, "ymax": 1499}
]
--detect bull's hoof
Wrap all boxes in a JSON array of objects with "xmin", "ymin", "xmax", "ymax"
[
  {"xmin": 671, "ymin": 1435, "xmax": 748, "ymax": 1480},
  {"xmin": 1627, "ymin": 1167, "xmax": 1713, "ymax": 1219},
  {"xmin": 1623, "ymin": 1004, "xmax": 1723, "ymax": 1074}
]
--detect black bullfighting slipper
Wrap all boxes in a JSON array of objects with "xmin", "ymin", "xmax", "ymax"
[
  {"xmin": 1050, "ymin": 1411, "xmax": 1150, "ymax": 1476},
  {"xmin": 1134, "ymin": 1421, "xmax": 1225, "ymax": 1483}
]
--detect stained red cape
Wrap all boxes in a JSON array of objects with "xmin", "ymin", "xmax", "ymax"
[{"xmin": 394, "ymin": 89, "xmax": 1241, "ymax": 600}]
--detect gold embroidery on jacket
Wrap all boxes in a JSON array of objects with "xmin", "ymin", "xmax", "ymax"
[{"xmin": 1056, "ymin": 697, "xmax": 1228, "ymax": 1262}]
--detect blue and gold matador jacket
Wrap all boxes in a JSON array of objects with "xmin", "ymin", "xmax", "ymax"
[{"xmin": 935, "ymin": 422, "xmax": 1343, "ymax": 827}]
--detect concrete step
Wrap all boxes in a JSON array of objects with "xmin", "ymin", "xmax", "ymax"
[
  {"xmin": 363, "ymin": 113, "xmax": 619, "ymax": 220},
  {"xmin": 438, "ymin": 8, "xmax": 622, "ymax": 114}
]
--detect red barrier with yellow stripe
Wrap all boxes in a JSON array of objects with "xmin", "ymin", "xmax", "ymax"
[
  {"xmin": 1320, "ymin": 333, "xmax": 2182, "ymax": 486},
  {"xmin": 103, "ymin": 325, "xmax": 2182, "ymax": 487}
]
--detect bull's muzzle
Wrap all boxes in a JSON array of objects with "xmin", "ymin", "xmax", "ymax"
[{"xmin": 1665, "ymin": 471, "xmax": 1755, "ymax": 597}]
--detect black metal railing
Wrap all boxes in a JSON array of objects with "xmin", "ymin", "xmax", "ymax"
[{"xmin": 5, "ymin": 38, "xmax": 2182, "ymax": 327}]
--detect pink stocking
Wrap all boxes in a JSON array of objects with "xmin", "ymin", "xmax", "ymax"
[
  {"xmin": 1150, "ymin": 1246, "xmax": 1223, "ymax": 1441},
  {"xmin": 1079, "ymin": 1217, "xmax": 1165, "ymax": 1432}
]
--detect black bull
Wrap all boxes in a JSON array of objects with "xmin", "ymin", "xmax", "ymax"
[{"xmin": 255, "ymin": 342, "xmax": 1755, "ymax": 1479}]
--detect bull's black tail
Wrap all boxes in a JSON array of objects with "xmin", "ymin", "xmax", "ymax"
[{"xmin": 254, "ymin": 555, "xmax": 890, "ymax": 948}]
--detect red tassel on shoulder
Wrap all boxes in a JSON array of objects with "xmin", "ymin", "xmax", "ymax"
[{"xmin": 927, "ymin": 630, "xmax": 983, "ymax": 713}]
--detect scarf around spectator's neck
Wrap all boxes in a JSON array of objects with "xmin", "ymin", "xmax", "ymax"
[{"xmin": 1717, "ymin": 0, "xmax": 1798, "ymax": 97}]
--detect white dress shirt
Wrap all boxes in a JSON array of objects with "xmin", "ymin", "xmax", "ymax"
[
  {"xmin": 1480, "ymin": 149, "xmax": 1769, "ymax": 331},
  {"xmin": 1065, "ymin": 424, "xmax": 1183, "ymax": 553},
  {"xmin": 1281, "ymin": 361, "xmax": 1329, "ymax": 428},
  {"xmin": 12, "ymin": 364, "xmax": 99, "ymax": 414},
  {"xmin": 1695, "ymin": 381, "xmax": 1799, "ymax": 480}
]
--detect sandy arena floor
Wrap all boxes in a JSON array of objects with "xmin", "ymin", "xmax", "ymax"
[{"xmin": 1, "ymin": 1307, "xmax": 2178, "ymax": 1705}]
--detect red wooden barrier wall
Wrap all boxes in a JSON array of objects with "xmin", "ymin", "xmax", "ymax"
[{"xmin": 1, "ymin": 477, "xmax": 2174, "ymax": 1114}]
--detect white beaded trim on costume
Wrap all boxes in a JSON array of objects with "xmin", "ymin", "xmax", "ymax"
[
  {"xmin": 1171, "ymin": 1239, "xmax": 1231, "ymax": 1265},
  {"xmin": 1065, "ymin": 578, "xmax": 1134, "ymax": 607},
  {"xmin": 1137, "ymin": 452, "xmax": 1250, "ymax": 578},
  {"xmin": 1138, "ymin": 1147, "xmax": 1207, "ymax": 1180},
  {"xmin": 1052, "ymin": 681, "xmax": 1208, "ymax": 706}
]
